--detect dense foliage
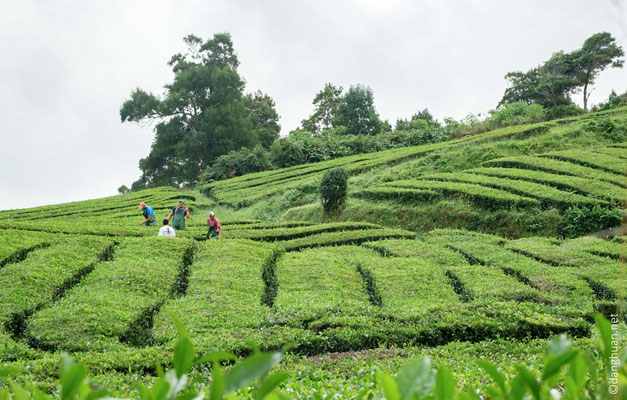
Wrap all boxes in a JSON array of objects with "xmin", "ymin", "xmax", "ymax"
[{"xmin": 320, "ymin": 168, "xmax": 348, "ymax": 213}]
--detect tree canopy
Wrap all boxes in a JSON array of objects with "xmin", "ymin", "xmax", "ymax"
[
  {"xmin": 120, "ymin": 33, "xmax": 279, "ymax": 188},
  {"xmin": 332, "ymin": 85, "xmax": 383, "ymax": 135},
  {"xmin": 570, "ymin": 32, "xmax": 624, "ymax": 110},
  {"xmin": 500, "ymin": 32, "xmax": 624, "ymax": 113},
  {"xmin": 301, "ymin": 83, "xmax": 344, "ymax": 135}
]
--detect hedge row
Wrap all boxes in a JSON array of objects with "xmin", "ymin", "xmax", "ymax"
[
  {"xmin": 0, "ymin": 229, "xmax": 53, "ymax": 267},
  {"xmin": 153, "ymin": 240, "xmax": 276, "ymax": 353},
  {"xmin": 383, "ymin": 179, "xmax": 540, "ymax": 209},
  {"xmin": 540, "ymin": 150, "xmax": 626, "ymax": 175},
  {"xmin": 595, "ymin": 146, "xmax": 627, "ymax": 159},
  {"xmin": 470, "ymin": 167, "xmax": 626, "ymax": 203},
  {"xmin": 2, "ymin": 188, "xmax": 184, "ymax": 220},
  {"xmin": 560, "ymin": 236, "xmax": 621, "ymax": 259},
  {"xmin": 420, "ymin": 172, "xmax": 608, "ymax": 209},
  {"xmin": 438, "ymin": 236, "xmax": 596, "ymax": 311},
  {"xmin": 26, "ymin": 237, "xmax": 190, "ymax": 351},
  {"xmin": 278, "ymin": 228, "xmax": 416, "ymax": 251},
  {"xmin": 351, "ymin": 187, "xmax": 441, "ymax": 204},
  {"xmin": 362, "ymin": 239, "xmax": 541, "ymax": 303},
  {"xmin": 0, "ymin": 236, "xmax": 113, "ymax": 333},
  {"xmin": 225, "ymin": 222, "xmax": 382, "ymax": 241},
  {"xmin": 503, "ymin": 237, "xmax": 623, "ymax": 306},
  {"xmin": 504, "ymin": 237, "xmax": 617, "ymax": 268},
  {"xmin": 482, "ymin": 156, "xmax": 626, "ymax": 188}
]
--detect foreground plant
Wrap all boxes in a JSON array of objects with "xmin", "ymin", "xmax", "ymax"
[{"xmin": 0, "ymin": 315, "xmax": 624, "ymax": 399}]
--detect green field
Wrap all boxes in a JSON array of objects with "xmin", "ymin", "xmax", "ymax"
[{"xmin": 0, "ymin": 108, "xmax": 625, "ymax": 397}]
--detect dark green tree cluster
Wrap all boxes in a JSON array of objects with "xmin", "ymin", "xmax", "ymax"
[
  {"xmin": 395, "ymin": 108, "xmax": 440, "ymax": 131},
  {"xmin": 320, "ymin": 168, "xmax": 348, "ymax": 214},
  {"xmin": 120, "ymin": 34, "xmax": 280, "ymax": 188},
  {"xmin": 301, "ymin": 83, "xmax": 388, "ymax": 136},
  {"xmin": 500, "ymin": 32, "xmax": 624, "ymax": 114}
]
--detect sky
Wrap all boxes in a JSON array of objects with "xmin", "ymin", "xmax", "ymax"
[{"xmin": 1, "ymin": 0, "xmax": 626, "ymax": 210}]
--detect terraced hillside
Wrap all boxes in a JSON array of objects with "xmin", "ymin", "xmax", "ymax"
[
  {"xmin": 203, "ymin": 108, "xmax": 625, "ymax": 207},
  {"xmin": 282, "ymin": 110, "xmax": 627, "ymax": 238},
  {"xmin": 357, "ymin": 144, "xmax": 625, "ymax": 209},
  {"xmin": 0, "ymin": 109, "xmax": 625, "ymax": 396},
  {"xmin": 0, "ymin": 186, "xmax": 623, "ymax": 394}
]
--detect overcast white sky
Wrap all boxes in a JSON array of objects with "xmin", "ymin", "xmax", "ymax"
[{"xmin": 1, "ymin": 0, "xmax": 626, "ymax": 210}]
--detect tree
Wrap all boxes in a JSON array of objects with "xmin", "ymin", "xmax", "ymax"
[
  {"xmin": 117, "ymin": 185, "xmax": 130, "ymax": 194},
  {"xmin": 301, "ymin": 83, "xmax": 343, "ymax": 135},
  {"xmin": 332, "ymin": 85, "xmax": 382, "ymax": 135},
  {"xmin": 500, "ymin": 33, "xmax": 624, "ymax": 112},
  {"xmin": 396, "ymin": 108, "xmax": 440, "ymax": 130},
  {"xmin": 571, "ymin": 32, "xmax": 624, "ymax": 110},
  {"xmin": 411, "ymin": 108, "xmax": 439, "ymax": 126},
  {"xmin": 500, "ymin": 51, "xmax": 579, "ymax": 109},
  {"xmin": 120, "ymin": 33, "xmax": 259, "ymax": 187},
  {"xmin": 245, "ymin": 91, "xmax": 281, "ymax": 148}
]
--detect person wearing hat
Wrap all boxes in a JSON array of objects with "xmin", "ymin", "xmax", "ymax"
[
  {"xmin": 167, "ymin": 200, "xmax": 191, "ymax": 231},
  {"xmin": 138, "ymin": 202, "xmax": 156, "ymax": 226},
  {"xmin": 207, "ymin": 212, "xmax": 221, "ymax": 240}
]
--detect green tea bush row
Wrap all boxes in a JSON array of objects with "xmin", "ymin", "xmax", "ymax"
[
  {"xmin": 226, "ymin": 222, "xmax": 381, "ymax": 241},
  {"xmin": 420, "ymin": 173, "xmax": 607, "ymax": 209},
  {"xmin": 279, "ymin": 229, "xmax": 416, "ymax": 251},
  {"xmin": 0, "ymin": 230, "xmax": 52, "ymax": 267},
  {"xmin": 26, "ymin": 238, "xmax": 190, "ymax": 351},
  {"xmin": 2, "ymin": 188, "xmax": 184, "ymax": 220},
  {"xmin": 2, "ymin": 315, "xmax": 622, "ymax": 399},
  {"xmin": 540, "ymin": 150, "xmax": 626, "ymax": 175},
  {"xmin": 206, "ymin": 118, "xmax": 577, "ymax": 206},
  {"xmin": 595, "ymin": 146, "xmax": 627, "ymax": 159},
  {"xmin": 153, "ymin": 240, "xmax": 276, "ymax": 352},
  {"xmin": 470, "ymin": 166, "xmax": 626, "ymax": 203},
  {"xmin": 352, "ymin": 187, "xmax": 441, "ymax": 204},
  {"xmin": 482, "ymin": 156, "xmax": 626, "ymax": 187},
  {"xmin": 383, "ymin": 180, "xmax": 540, "ymax": 209},
  {"xmin": 0, "ymin": 236, "xmax": 113, "ymax": 336},
  {"xmin": 560, "ymin": 236, "xmax": 621, "ymax": 259},
  {"xmin": 364, "ymin": 238, "xmax": 544, "ymax": 304},
  {"xmin": 440, "ymin": 237, "xmax": 596, "ymax": 310}
]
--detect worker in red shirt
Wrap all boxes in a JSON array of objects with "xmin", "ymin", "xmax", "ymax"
[{"xmin": 207, "ymin": 212, "xmax": 222, "ymax": 240}]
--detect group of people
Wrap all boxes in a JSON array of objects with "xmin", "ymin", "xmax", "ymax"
[{"xmin": 138, "ymin": 200, "xmax": 221, "ymax": 240}]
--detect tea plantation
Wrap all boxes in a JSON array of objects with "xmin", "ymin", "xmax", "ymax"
[{"xmin": 0, "ymin": 108, "xmax": 625, "ymax": 397}]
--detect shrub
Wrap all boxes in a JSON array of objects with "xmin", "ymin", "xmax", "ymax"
[
  {"xmin": 320, "ymin": 168, "xmax": 348, "ymax": 214},
  {"xmin": 204, "ymin": 146, "xmax": 274, "ymax": 181},
  {"xmin": 560, "ymin": 204, "xmax": 622, "ymax": 238},
  {"xmin": 547, "ymin": 103, "xmax": 584, "ymax": 119},
  {"xmin": 487, "ymin": 102, "xmax": 547, "ymax": 128},
  {"xmin": 585, "ymin": 117, "xmax": 625, "ymax": 142},
  {"xmin": 593, "ymin": 89, "xmax": 627, "ymax": 111}
]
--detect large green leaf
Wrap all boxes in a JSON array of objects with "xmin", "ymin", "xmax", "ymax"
[
  {"xmin": 174, "ymin": 337, "xmax": 196, "ymax": 379},
  {"xmin": 224, "ymin": 352, "xmax": 282, "ymax": 394},
  {"xmin": 377, "ymin": 372, "xmax": 400, "ymax": 400},
  {"xmin": 435, "ymin": 366, "xmax": 456, "ymax": 400},
  {"xmin": 396, "ymin": 356, "xmax": 434, "ymax": 400},
  {"xmin": 254, "ymin": 372, "xmax": 289, "ymax": 399}
]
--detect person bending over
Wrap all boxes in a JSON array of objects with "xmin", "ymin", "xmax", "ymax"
[{"xmin": 138, "ymin": 202, "xmax": 156, "ymax": 227}]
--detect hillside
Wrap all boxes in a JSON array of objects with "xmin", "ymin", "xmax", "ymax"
[
  {"xmin": 0, "ymin": 109, "xmax": 625, "ymax": 396},
  {"xmin": 204, "ymin": 107, "xmax": 627, "ymax": 238}
]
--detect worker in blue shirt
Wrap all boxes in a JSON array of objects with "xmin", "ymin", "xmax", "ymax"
[{"xmin": 138, "ymin": 202, "xmax": 156, "ymax": 226}]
